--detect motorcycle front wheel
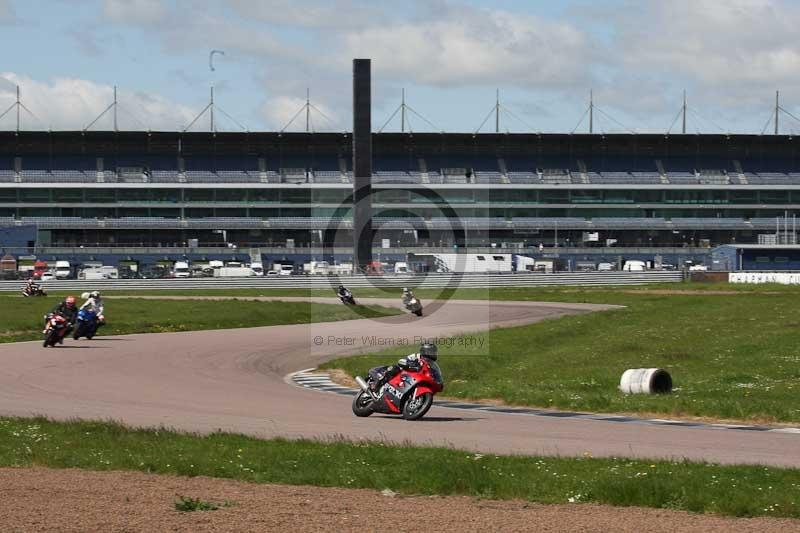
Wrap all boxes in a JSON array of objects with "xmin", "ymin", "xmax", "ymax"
[
  {"xmin": 351, "ymin": 390, "xmax": 374, "ymax": 417},
  {"xmin": 43, "ymin": 330, "xmax": 55, "ymax": 347},
  {"xmin": 402, "ymin": 392, "xmax": 433, "ymax": 420}
]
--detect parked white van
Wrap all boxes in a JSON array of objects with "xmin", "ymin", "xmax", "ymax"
[
  {"xmin": 55, "ymin": 260, "xmax": 72, "ymax": 279},
  {"xmin": 622, "ymin": 260, "xmax": 647, "ymax": 272},
  {"xmin": 173, "ymin": 261, "xmax": 190, "ymax": 278}
]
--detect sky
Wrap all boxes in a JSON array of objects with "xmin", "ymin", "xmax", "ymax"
[{"xmin": 1, "ymin": 0, "xmax": 800, "ymax": 134}]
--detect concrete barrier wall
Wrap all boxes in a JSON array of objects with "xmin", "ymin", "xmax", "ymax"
[
  {"xmin": 1, "ymin": 271, "xmax": 684, "ymax": 292},
  {"xmin": 730, "ymin": 272, "xmax": 800, "ymax": 285}
]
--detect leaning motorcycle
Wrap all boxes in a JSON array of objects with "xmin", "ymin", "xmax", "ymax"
[
  {"xmin": 73, "ymin": 308, "xmax": 104, "ymax": 340},
  {"xmin": 42, "ymin": 313, "xmax": 69, "ymax": 347},
  {"xmin": 338, "ymin": 291, "xmax": 357, "ymax": 305},
  {"xmin": 22, "ymin": 286, "xmax": 47, "ymax": 297},
  {"xmin": 403, "ymin": 296, "xmax": 423, "ymax": 316},
  {"xmin": 351, "ymin": 357, "xmax": 443, "ymax": 420}
]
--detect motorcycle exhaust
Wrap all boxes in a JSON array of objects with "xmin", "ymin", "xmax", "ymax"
[{"xmin": 355, "ymin": 376, "xmax": 377, "ymax": 400}]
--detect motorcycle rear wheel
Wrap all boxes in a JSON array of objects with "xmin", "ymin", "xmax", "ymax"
[
  {"xmin": 402, "ymin": 392, "xmax": 433, "ymax": 420},
  {"xmin": 351, "ymin": 390, "xmax": 374, "ymax": 417}
]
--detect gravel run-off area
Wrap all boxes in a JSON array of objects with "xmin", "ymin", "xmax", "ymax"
[{"xmin": 1, "ymin": 468, "xmax": 799, "ymax": 532}]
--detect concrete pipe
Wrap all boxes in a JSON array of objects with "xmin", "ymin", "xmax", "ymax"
[{"xmin": 619, "ymin": 368, "xmax": 672, "ymax": 394}]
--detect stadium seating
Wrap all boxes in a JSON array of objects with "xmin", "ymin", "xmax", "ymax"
[
  {"xmin": 507, "ymin": 172, "xmax": 541, "ymax": 184},
  {"xmin": 669, "ymin": 218, "xmax": 747, "ymax": 229},
  {"xmin": 312, "ymin": 170, "xmax": 344, "ymax": 183},
  {"xmin": 185, "ymin": 218, "xmax": 263, "ymax": 229},
  {"xmin": 473, "ymin": 171, "xmax": 504, "ymax": 184},
  {"xmin": 512, "ymin": 217, "xmax": 590, "ymax": 229},
  {"xmin": 373, "ymin": 171, "xmax": 422, "ymax": 184}
]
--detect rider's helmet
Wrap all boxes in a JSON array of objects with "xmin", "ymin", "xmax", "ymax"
[
  {"xmin": 65, "ymin": 296, "xmax": 76, "ymax": 308},
  {"xmin": 419, "ymin": 342, "xmax": 438, "ymax": 361},
  {"xmin": 338, "ymin": 285, "xmax": 345, "ymax": 291},
  {"xmin": 402, "ymin": 287, "xmax": 410, "ymax": 294},
  {"xmin": 90, "ymin": 291, "xmax": 100, "ymax": 299}
]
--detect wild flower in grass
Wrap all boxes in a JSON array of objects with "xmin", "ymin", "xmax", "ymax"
[{"xmin": 568, "ymin": 493, "xmax": 583, "ymax": 503}]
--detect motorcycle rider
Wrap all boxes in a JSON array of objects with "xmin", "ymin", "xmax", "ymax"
[
  {"xmin": 50, "ymin": 295, "xmax": 78, "ymax": 323},
  {"xmin": 402, "ymin": 287, "xmax": 414, "ymax": 304},
  {"xmin": 44, "ymin": 295, "xmax": 78, "ymax": 342},
  {"xmin": 337, "ymin": 285, "xmax": 352, "ymax": 300},
  {"xmin": 368, "ymin": 342, "xmax": 438, "ymax": 392},
  {"xmin": 23, "ymin": 278, "xmax": 41, "ymax": 296},
  {"xmin": 80, "ymin": 291, "xmax": 106, "ymax": 329}
]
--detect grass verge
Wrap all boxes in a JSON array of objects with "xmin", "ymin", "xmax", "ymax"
[
  {"xmin": 0, "ymin": 296, "xmax": 398, "ymax": 343},
  {"xmin": 322, "ymin": 284, "xmax": 800, "ymax": 424},
  {"xmin": 10, "ymin": 280, "xmax": 800, "ymax": 299},
  {"xmin": 1, "ymin": 417, "xmax": 798, "ymax": 519}
]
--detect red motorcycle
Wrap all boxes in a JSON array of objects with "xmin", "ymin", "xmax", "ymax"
[
  {"xmin": 42, "ymin": 313, "xmax": 69, "ymax": 347},
  {"xmin": 352, "ymin": 357, "xmax": 444, "ymax": 420}
]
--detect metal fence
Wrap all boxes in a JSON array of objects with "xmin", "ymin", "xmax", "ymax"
[{"xmin": 0, "ymin": 271, "xmax": 683, "ymax": 292}]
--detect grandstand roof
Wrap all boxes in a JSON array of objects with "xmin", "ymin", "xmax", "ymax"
[{"xmin": 2, "ymin": 131, "xmax": 800, "ymax": 157}]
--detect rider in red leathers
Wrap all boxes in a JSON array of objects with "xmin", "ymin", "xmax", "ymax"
[{"xmin": 368, "ymin": 342, "xmax": 438, "ymax": 391}]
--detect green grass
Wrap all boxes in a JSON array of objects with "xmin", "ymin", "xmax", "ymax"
[
  {"xmin": 174, "ymin": 496, "xmax": 234, "ymax": 512},
  {"xmin": 323, "ymin": 285, "xmax": 800, "ymax": 424},
  {"xmin": 9, "ymin": 279, "xmax": 800, "ymax": 299},
  {"xmin": 0, "ymin": 417, "xmax": 798, "ymax": 518},
  {"xmin": 0, "ymin": 296, "xmax": 398, "ymax": 343}
]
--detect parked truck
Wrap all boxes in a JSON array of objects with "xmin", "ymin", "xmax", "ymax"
[
  {"xmin": 0, "ymin": 254, "xmax": 17, "ymax": 280},
  {"xmin": 304, "ymin": 261, "xmax": 330, "ymax": 275},
  {"xmin": 213, "ymin": 267, "xmax": 255, "ymax": 277},
  {"xmin": 32, "ymin": 260, "xmax": 48, "ymax": 279}
]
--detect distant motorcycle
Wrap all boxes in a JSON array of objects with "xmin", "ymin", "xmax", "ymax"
[
  {"xmin": 352, "ymin": 356, "xmax": 444, "ymax": 420},
  {"xmin": 42, "ymin": 313, "xmax": 69, "ymax": 347},
  {"xmin": 73, "ymin": 308, "xmax": 104, "ymax": 340},
  {"xmin": 403, "ymin": 295, "xmax": 423, "ymax": 316},
  {"xmin": 338, "ymin": 290, "xmax": 357, "ymax": 305},
  {"xmin": 22, "ymin": 285, "xmax": 47, "ymax": 297}
]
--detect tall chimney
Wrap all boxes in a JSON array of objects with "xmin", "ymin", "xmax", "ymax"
[{"xmin": 352, "ymin": 59, "xmax": 373, "ymax": 272}]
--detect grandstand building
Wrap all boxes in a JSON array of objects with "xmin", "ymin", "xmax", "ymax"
[{"xmin": 1, "ymin": 130, "xmax": 799, "ymax": 267}]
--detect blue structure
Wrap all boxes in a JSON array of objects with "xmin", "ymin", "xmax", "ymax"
[
  {"xmin": 0, "ymin": 225, "xmax": 36, "ymax": 248},
  {"xmin": 712, "ymin": 244, "xmax": 800, "ymax": 271}
]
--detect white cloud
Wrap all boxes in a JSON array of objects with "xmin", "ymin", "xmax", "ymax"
[
  {"xmin": 340, "ymin": 7, "xmax": 592, "ymax": 88},
  {"xmin": 611, "ymin": 0, "xmax": 800, "ymax": 106},
  {"xmin": 260, "ymin": 95, "xmax": 341, "ymax": 131},
  {"xmin": 228, "ymin": 0, "xmax": 386, "ymax": 30},
  {"xmin": 0, "ymin": 73, "xmax": 198, "ymax": 131},
  {"xmin": 102, "ymin": 0, "xmax": 166, "ymax": 25}
]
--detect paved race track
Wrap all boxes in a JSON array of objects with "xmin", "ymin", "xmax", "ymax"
[{"xmin": 1, "ymin": 297, "xmax": 798, "ymax": 467}]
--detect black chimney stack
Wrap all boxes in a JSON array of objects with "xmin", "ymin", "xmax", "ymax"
[{"xmin": 352, "ymin": 58, "xmax": 373, "ymax": 272}]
